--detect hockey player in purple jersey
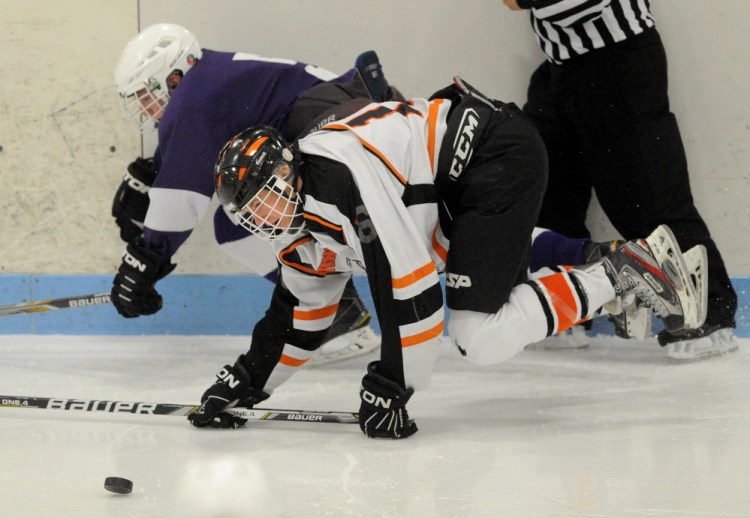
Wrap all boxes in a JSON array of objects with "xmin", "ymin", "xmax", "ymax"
[
  {"xmin": 110, "ymin": 24, "xmax": 402, "ymax": 363},
  {"xmin": 189, "ymin": 79, "xmax": 706, "ymax": 437}
]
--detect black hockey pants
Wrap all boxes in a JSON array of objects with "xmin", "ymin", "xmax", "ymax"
[{"xmin": 435, "ymin": 96, "xmax": 548, "ymax": 314}]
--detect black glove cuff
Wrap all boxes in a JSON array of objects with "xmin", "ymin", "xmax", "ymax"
[
  {"xmin": 360, "ymin": 361, "xmax": 414, "ymax": 409},
  {"xmin": 127, "ymin": 157, "xmax": 157, "ymax": 185}
]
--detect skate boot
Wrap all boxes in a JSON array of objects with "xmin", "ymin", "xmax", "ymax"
[
  {"xmin": 601, "ymin": 225, "xmax": 706, "ymax": 335},
  {"xmin": 355, "ymin": 51, "xmax": 391, "ymax": 102},
  {"xmin": 583, "ymin": 239, "xmax": 623, "ymax": 263}
]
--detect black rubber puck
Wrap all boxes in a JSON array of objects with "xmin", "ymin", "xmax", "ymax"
[{"xmin": 104, "ymin": 476, "xmax": 133, "ymax": 494}]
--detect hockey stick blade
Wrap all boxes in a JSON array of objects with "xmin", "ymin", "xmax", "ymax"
[
  {"xmin": 0, "ymin": 292, "xmax": 111, "ymax": 317},
  {"xmin": 0, "ymin": 395, "xmax": 359, "ymax": 424}
]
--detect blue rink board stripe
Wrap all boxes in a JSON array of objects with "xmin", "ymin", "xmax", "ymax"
[{"xmin": 1, "ymin": 274, "xmax": 750, "ymax": 337}]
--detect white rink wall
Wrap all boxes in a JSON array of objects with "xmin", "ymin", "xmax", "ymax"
[{"xmin": 1, "ymin": 0, "xmax": 749, "ymax": 276}]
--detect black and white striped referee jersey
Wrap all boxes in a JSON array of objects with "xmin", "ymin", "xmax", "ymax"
[{"xmin": 519, "ymin": 0, "xmax": 655, "ymax": 64}]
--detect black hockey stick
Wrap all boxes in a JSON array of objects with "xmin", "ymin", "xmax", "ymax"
[
  {"xmin": 0, "ymin": 395, "xmax": 359, "ymax": 424},
  {"xmin": 0, "ymin": 293, "xmax": 111, "ymax": 317}
]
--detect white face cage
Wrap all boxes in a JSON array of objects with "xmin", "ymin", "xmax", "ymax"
[
  {"xmin": 234, "ymin": 165, "xmax": 305, "ymax": 241},
  {"xmin": 118, "ymin": 81, "xmax": 169, "ymax": 132}
]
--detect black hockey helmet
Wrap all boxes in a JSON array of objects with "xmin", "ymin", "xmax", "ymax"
[{"xmin": 214, "ymin": 125, "xmax": 304, "ymax": 239}]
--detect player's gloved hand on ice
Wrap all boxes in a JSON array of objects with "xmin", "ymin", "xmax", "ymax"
[
  {"xmin": 188, "ymin": 356, "xmax": 270, "ymax": 429},
  {"xmin": 111, "ymin": 240, "xmax": 175, "ymax": 318},
  {"xmin": 112, "ymin": 157, "xmax": 157, "ymax": 243},
  {"xmin": 359, "ymin": 361, "xmax": 418, "ymax": 439}
]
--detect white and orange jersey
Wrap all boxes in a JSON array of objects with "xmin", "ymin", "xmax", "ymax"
[
  {"xmin": 262, "ymin": 98, "xmax": 454, "ymax": 391},
  {"xmin": 299, "ymin": 98, "xmax": 453, "ymax": 272}
]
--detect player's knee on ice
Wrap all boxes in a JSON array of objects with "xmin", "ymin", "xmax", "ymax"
[{"xmin": 448, "ymin": 285, "xmax": 549, "ymax": 365}]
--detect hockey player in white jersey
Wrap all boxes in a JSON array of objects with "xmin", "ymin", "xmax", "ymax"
[{"xmin": 189, "ymin": 78, "xmax": 706, "ymax": 438}]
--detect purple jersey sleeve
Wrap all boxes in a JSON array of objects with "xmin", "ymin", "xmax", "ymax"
[{"xmin": 143, "ymin": 49, "xmax": 352, "ymax": 259}]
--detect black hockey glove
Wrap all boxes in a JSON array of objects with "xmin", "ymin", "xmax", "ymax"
[
  {"xmin": 188, "ymin": 356, "xmax": 270, "ymax": 429},
  {"xmin": 112, "ymin": 157, "xmax": 157, "ymax": 243},
  {"xmin": 111, "ymin": 240, "xmax": 176, "ymax": 318},
  {"xmin": 359, "ymin": 361, "xmax": 418, "ymax": 439}
]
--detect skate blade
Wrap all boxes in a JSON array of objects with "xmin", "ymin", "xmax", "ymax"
[
  {"xmin": 308, "ymin": 326, "xmax": 381, "ymax": 367},
  {"xmin": 644, "ymin": 225, "xmax": 704, "ymax": 330},
  {"xmin": 682, "ymin": 245, "xmax": 708, "ymax": 329}
]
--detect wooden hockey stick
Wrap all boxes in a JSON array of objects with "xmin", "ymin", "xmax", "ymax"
[
  {"xmin": 0, "ymin": 394, "xmax": 359, "ymax": 424},
  {"xmin": 0, "ymin": 293, "xmax": 111, "ymax": 317}
]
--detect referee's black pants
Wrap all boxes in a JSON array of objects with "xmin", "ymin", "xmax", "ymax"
[{"xmin": 523, "ymin": 27, "xmax": 736, "ymax": 329}]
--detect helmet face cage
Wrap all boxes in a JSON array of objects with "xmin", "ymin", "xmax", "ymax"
[
  {"xmin": 214, "ymin": 126, "xmax": 304, "ymax": 240},
  {"xmin": 234, "ymin": 162, "xmax": 305, "ymax": 240},
  {"xmin": 114, "ymin": 24, "xmax": 201, "ymax": 132},
  {"xmin": 118, "ymin": 81, "xmax": 170, "ymax": 131}
]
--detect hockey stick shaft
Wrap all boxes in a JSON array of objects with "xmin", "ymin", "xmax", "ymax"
[
  {"xmin": 0, "ymin": 395, "xmax": 359, "ymax": 424},
  {"xmin": 0, "ymin": 293, "xmax": 111, "ymax": 317}
]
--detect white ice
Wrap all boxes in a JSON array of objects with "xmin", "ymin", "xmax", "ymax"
[{"xmin": 0, "ymin": 335, "xmax": 748, "ymax": 517}]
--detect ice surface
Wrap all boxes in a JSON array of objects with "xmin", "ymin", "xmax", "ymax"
[{"xmin": 0, "ymin": 335, "xmax": 748, "ymax": 517}]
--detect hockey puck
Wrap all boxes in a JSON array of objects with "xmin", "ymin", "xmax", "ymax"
[{"xmin": 104, "ymin": 476, "xmax": 133, "ymax": 494}]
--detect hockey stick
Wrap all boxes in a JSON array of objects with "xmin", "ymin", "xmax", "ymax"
[
  {"xmin": 0, "ymin": 395, "xmax": 359, "ymax": 424},
  {"xmin": 0, "ymin": 293, "xmax": 111, "ymax": 317}
]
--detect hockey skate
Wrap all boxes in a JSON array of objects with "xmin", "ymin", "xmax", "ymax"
[
  {"xmin": 308, "ymin": 280, "xmax": 381, "ymax": 367},
  {"xmin": 655, "ymin": 241, "xmax": 738, "ymax": 359},
  {"xmin": 606, "ymin": 243, "xmax": 707, "ymax": 340},
  {"xmin": 601, "ymin": 225, "xmax": 706, "ymax": 335},
  {"xmin": 682, "ymin": 244, "xmax": 709, "ymax": 327},
  {"xmin": 355, "ymin": 51, "xmax": 391, "ymax": 102}
]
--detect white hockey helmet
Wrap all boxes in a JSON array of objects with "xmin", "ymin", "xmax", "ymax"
[{"xmin": 114, "ymin": 23, "xmax": 202, "ymax": 131}]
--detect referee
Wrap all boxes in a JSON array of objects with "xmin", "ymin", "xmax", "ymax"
[{"xmin": 503, "ymin": 0, "xmax": 738, "ymax": 359}]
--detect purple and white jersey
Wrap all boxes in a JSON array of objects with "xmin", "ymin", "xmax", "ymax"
[{"xmin": 143, "ymin": 49, "xmax": 352, "ymax": 259}]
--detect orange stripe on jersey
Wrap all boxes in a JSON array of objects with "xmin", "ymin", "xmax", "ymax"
[
  {"xmin": 279, "ymin": 236, "xmax": 330, "ymax": 276},
  {"xmin": 279, "ymin": 354, "xmax": 309, "ymax": 367},
  {"xmin": 294, "ymin": 303, "xmax": 338, "ymax": 321},
  {"xmin": 244, "ymin": 136, "xmax": 268, "ymax": 157},
  {"xmin": 431, "ymin": 225, "xmax": 448, "ymax": 264},
  {"xmin": 427, "ymin": 99, "xmax": 444, "ymax": 174},
  {"xmin": 401, "ymin": 321, "xmax": 444, "ymax": 347},
  {"xmin": 325, "ymin": 124, "xmax": 408, "ymax": 186},
  {"xmin": 392, "ymin": 261, "xmax": 436, "ymax": 289},
  {"xmin": 357, "ymin": 137, "xmax": 408, "ymax": 186},
  {"xmin": 538, "ymin": 274, "xmax": 580, "ymax": 333},
  {"xmin": 304, "ymin": 213, "xmax": 342, "ymax": 232}
]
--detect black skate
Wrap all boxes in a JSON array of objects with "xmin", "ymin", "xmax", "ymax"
[{"xmin": 355, "ymin": 51, "xmax": 390, "ymax": 102}]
